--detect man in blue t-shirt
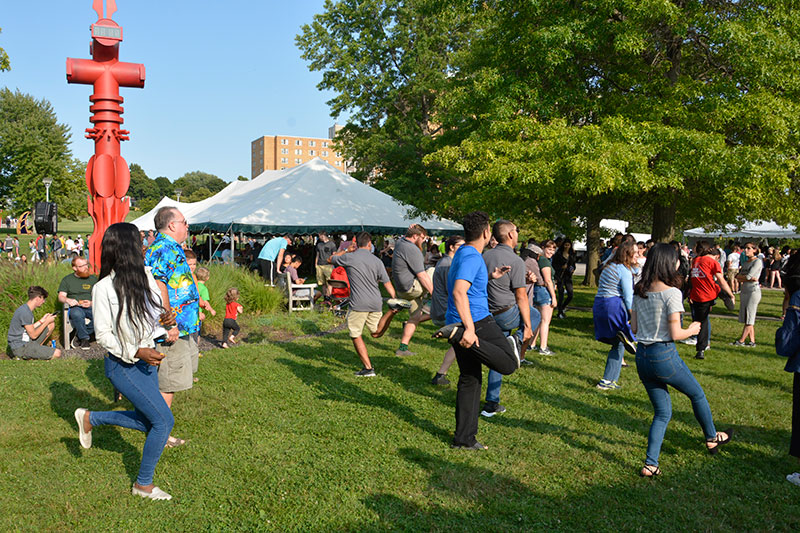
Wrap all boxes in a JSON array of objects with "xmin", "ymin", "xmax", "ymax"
[
  {"xmin": 435, "ymin": 211, "xmax": 520, "ymax": 450},
  {"xmin": 258, "ymin": 235, "xmax": 292, "ymax": 284}
]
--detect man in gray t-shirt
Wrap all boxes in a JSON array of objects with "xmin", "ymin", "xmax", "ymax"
[
  {"xmin": 391, "ymin": 225, "xmax": 435, "ymax": 357},
  {"xmin": 478, "ymin": 220, "xmax": 539, "ymax": 416},
  {"xmin": 7, "ymin": 286, "xmax": 61, "ymax": 360},
  {"xmin": 330, "ymin": 231, "xmax": 404, "ymax": 376}
]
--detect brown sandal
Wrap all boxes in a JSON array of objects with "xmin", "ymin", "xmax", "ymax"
[
  {"xmin": 706, "ymin": 429, "xmax": 733, "ymax": 455},
  {"xmin": 164, "ymin": 436, "xmax": 187, "ymax": 448}
]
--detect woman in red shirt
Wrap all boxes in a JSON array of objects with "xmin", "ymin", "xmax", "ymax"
[{"xmin": 689, "ymin": 241, "xmax": 735, "ymax": 360}]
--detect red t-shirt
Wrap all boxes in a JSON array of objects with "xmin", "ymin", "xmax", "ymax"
[
  {"xmin": 225, "ymin": 301, "xmax": 240, "ymax": 320},
  {"xmin": 690, "ymin": 255, "xmax": 721, "ymax": 302}
]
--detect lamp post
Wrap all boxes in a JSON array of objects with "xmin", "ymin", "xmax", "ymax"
[
  {"xmin": 175, "ymin": 189, "xmax": 183, "ymax": 202},
  {"xmin": 42, "ymin": 177, "xmax": 53, "ymax": 202}
]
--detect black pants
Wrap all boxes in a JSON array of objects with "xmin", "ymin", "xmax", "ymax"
[
  {"xmin": 450, "ymin": 316, "xmax": 518, "ymax": 446},
  {"xmin": 259, "ymin": 259, "xmax": 277, "ymax": 284},
  {"xmin": 222, "ymin": 318, "xmax": 240, "ymax": 343},
  {"xmin": 557, "ymin": 274, "xmax": 574, "ymax": 313},
  {"xmin": 792, "ymin": 373, "xmax": 800, "ymax": 458},
  {"xmin": 690, "ymin": 299, "xmax": 715, "ymax": 353}
]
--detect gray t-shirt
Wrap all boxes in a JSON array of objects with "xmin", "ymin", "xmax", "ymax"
[
  {"xmin": 483, "ymin": 244, "xmax": 526, "ymax": 312},
  {"xmin": 632, "ymin": 287, "xmax": 684, "ymax": 344},
  {"xmin": 331, "ymin": 248, "xmax": 389, "ymax": 312},
  {"xmin": 8, "ymin": 303, "xmax": 34, "ymax": 349},
  {"xmin": 392, "ymin": 237, "xmax": 425, "ymax": 293},
  {"xmin": 739, "ymin": 257, "xmax": 763, "ymax": 282},
  {"xmin": 315, "ymin": 240, "xmax": 336, "ymax": 266},
  {"xmin": 430, "ymin": 255, "xmax": 452, "ymax": 323}
]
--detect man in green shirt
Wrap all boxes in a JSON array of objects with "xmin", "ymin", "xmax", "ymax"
[{"xmin": 58, "ymin": 256, "xmax": 98, "ymax": 350}]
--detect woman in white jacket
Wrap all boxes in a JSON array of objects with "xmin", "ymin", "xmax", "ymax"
[{"xmin": 73, "ymin": 223, "xmax": 175, "ymax": 501}]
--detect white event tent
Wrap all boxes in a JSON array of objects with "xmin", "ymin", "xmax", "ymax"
[
  {"xmin": 684, "ymin": 221, "xmax": 800, "ymax": 240},
  {"xmin": 131, "ymin": 158, "xmax": 462, "ymax": 235}
]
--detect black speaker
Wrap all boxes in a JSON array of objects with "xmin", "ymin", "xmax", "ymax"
[{"xmin": 33, "ymin": 202, "xmax": 57, "ymax": 234}]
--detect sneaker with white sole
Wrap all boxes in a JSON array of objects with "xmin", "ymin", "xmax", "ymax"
[
  {"xmin": 74, "ymin": 408, "xmax": 92, "ymax": 449},
  {"xmin": 354, "ymin": 367, "xmax": 376, "ymax": 377},
  {"xmin": 387, "ymin": 298, "xmax": 412, "ymax": 311},
  {"xmin": 480, "ymin": 402, "xmax": 506, "ymax": 417},
  {"xmin": 506, "ymin": 336, "xmax": 521, "ymax": 369},
  {"xmin": 131, "ymin": 485, "xmax": 172, "ymax": 501},
  {"xmin": 395, "ymin": 349, "xmax": 416, "ymax": 357},
  {"xmin": 596, "ymin": 379, "xmax": 621, "ymax": 391}
]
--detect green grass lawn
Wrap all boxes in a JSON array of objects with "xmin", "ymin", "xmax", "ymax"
[{"xmin": 1, "ymin": 288, "xmax": 798, "ymax": 530}]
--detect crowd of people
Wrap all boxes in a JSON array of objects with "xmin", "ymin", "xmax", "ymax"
[{"xmin": 6, "ymin": 209, "xmax": 800, "ymax": 499}]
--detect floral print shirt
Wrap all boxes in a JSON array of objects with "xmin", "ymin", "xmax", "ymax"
[{"xmin": 145, "ymin": 233, "xmax": 199, "ymax": 336}]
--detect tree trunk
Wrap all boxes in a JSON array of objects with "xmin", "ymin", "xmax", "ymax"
[
  {"xmin": 582, "ymin": 214, "xmax": 602, "ymax": 287},
  {"xmin": 651, "ymin": 200, "xmax": 676, "ymax": 243}
]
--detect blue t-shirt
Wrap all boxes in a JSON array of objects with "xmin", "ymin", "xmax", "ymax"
[
  {"xmin": 258, "ymin": 237, "xmax": 287, "ymax": 261},
  {"xmin": 446, "ymin": 245, "xmax": 491, "ymax": 324}
]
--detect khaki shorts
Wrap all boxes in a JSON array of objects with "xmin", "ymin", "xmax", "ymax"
[
  {"xmin": 726, "ymin": 268, "xmax": 739, "ymax": 286},
  {"xmin": 346, "ymin": 310, "xmax": 382, "ymax": 338},
  {"xmin": 397, "ymin": 279, "xmax": 426, "ymax": 315},
  {"xmin": 158, "ymin": 335, "xmax": 195, "ymax": 393},
  {"xmin": 316, "ymin": 264, "xmax": 333, "ymax": 286}
]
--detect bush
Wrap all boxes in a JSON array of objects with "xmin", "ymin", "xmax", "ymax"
[
  {"xmin": 201, "ymin": 264, "xmax": 283, "ymax": 331},
  {"xmin": 0, "ymin": 261, "xmax": 73, "ymax": 352}
]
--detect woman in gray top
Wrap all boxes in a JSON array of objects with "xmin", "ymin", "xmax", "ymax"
[
  {"xmin": 631, "ymin": 244, "xmax": 732, "ymax": 477},
  {"xmin": 732, "ymin": 242, "xmax": 763, "ymax": 347}
]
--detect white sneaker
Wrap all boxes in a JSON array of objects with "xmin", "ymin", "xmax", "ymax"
[
  {"xmin": 131, "ymin": 485, "xmax": 172, "ymax": 501},
  {"xmin": 787, "ymin": 472, "xmax": 800, "ymax": 486},
  {"xmin": 74, "ymin": 408, "xmax": 92, "ymax": 449}
]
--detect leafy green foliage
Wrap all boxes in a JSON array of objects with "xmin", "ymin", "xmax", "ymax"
[
  {"xmin": 172, "ymin": 171, "xmax": 226, "ymax": 201},
  {"xmin": 0, "ymin": 89, "xmax": 85, "ymax": 219},
  {"xmin": 0, "ymin": 28, "xmax": 9, "ymax": 71},
  {"xmin": 127, "ymin": 163, "xmax": 160, "ymax": 206},
  {"xmin": 153, "ymin": 176, "xmax": 173, "ymax": 198}
]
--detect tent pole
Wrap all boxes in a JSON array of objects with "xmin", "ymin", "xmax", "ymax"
[
  {"xmin": 230, "ymin": 224, "xmax": 234, "ymax": 263},
  {"xmin": 208, "ymin": 228, "xmax": 211, "ymax": 260}
]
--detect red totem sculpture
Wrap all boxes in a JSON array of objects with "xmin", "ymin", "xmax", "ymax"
[{"xmin": 66, "ymin": 0, "xmax": 145, "ymax": 271}]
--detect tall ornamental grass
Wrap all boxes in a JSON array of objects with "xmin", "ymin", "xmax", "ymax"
[{"xmin": 200, "ymin": 264, "xmax": 283, "ymax": 331}]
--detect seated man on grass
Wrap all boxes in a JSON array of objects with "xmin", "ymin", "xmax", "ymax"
[
  {"xmin": 330, "ymin": 231, "xmax": 410, "ymax": 377},
  {"xmin": 7, "ymin": 286, "xmax": 62, "ymax": 360},
  {"xmin": 58, "ymin": 256, "xmax": 97, "ymax": 350}
]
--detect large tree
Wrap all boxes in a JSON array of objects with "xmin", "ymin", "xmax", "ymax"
[
  {"xmin": 0, "ymin": 88, "xmax": 85, "ymax": 219},
  {"xmin": 297, "ymin": 0, "xmax": 474, "ymax": 214},
  {"xmin": 0, "ymin": 28, "xmax": 10, "ymax": 72},
  {"xmin": 172, "ymin": 171, "xmax": 226, "ymax": 201},
  {"xmin": 430, "ymin": 0, "xmax": 799, "ymax": 242}
]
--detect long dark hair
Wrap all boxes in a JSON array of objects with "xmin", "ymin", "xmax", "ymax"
[
  {"xmin": 556, "ymin": 238, "xmax": 576, "ymax": 258},
  {"xmin": 784, "ymin": 252, "xmax": 800, "ymax": 296},
  {"xmin": 634, "ymin": 243, "xmax": 684, "ymax": 298},
  {"xmin": 99, "ymin": 223, "xmax": 161, "ymax": 341}
]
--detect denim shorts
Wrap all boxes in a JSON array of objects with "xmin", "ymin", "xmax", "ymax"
[{"xmin": 533, "ymin": 285, "xmax": 552, "ymax": 306}]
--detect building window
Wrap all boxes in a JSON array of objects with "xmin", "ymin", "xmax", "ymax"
[
  {"xmin": 281, "ymin": 138, "xmax": 288, "ymax": 145},
  {"xmin": 295, "ymin": 149, "xmax": 302, "ymax": 155},
  {"xmin": 322, "ymin": 141, "xmax": 328, "ymax": 148},
  {"xmin": 335, "ymin": 161, "xmax": 341, "ymax": 166},
  {"xmin": 335, "ymin": 152, "xmax": 341, "ymax": 157},
  {"xmin": 295, "ymin": 158, "xmax": 302, "ymax": 164},
  {"xmin": 281, "ymin": 148, "xmax": 288, "ymax": 154},
  {"xmin": 295, "ymin": 139, "xmax": 302, "ymax": 146},
  {"xmin": 309, "ymin": 140, "xmax": 316, "ymax": 147},
  {"xmin": 281, "ymin": 158, "xmax": 288, "ymax": 164},
  {"xmin": 309, "ymin": 150, "xmax": 315, "ymax": 156},
  {"xmin": 322, "ymin": 151, "xmax": 328, "ymax": 157}
]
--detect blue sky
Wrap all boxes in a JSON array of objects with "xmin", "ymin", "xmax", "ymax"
[{"xmin": 1, "ymin": 0, "xmax": 343, "ymax": 182}]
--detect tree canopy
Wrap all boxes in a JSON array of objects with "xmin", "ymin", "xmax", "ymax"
[
  {"xmin": 0, "ymin": 88, "xmax": 85, "ymax": 219},
  {"xmin": 172, "ymin": 171, "xmax": 227, "ymax": 201},
  {"xmin": 0, "ymin": 28, "xmax": 10, "ymax": 72}
]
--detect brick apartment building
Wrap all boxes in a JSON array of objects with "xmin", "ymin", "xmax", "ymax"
[{"xmin": 251, "ymin": 125, "xmax": 350, "ymax": 178}]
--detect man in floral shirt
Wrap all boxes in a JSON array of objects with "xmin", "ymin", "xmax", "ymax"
[{"xmin": 145, "ymin": 207, "xmax": 199, "ymax": 447}]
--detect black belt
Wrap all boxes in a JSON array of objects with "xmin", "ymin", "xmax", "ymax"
[{"xmin": 491, "ymin": 304, "xmax": 515, "ymax": 316}]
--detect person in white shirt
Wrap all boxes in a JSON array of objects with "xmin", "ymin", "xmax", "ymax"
[{"xmin": 726, "ymin": 244, "xmax": 741, "ymax": 293}]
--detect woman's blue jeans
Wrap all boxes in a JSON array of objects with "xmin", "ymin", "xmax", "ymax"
[
  {"xmin": 635, "ymin": 341, "xmax": 716, "ymax": 466},
  {"xmin": 602, "ymin": 341, "xmax": 625, "ymax": 383},
  {"xmin": 485, "ymin": 305, "xmax": 542, "ymax": 404},
  {"xmin": 89, "ymin": 356, "xmax": 174, "ymax": 486}
]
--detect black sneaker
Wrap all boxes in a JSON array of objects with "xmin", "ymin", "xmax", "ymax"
[
  {"xmin": 70, "ymin": 337, "xmax": 79, "ymax": 350},
  {"xmin": 433, "ymin": 322, "xmax": 462, "ymax": 340},
  {"xmin": 520, "ymin": 358, "xmax": 535, "ymax": 366},
  {"xmin": 80, "ymin": 338, "xmax": 91, "ymax": 351},
  {"xmin": 616, "ymin": 331, "xmax": 637, "ymax": 355},
  {"xmin": 431, "ymin": 373, "xmax": 450, "ymax": 386},
  {"xmin": 354, "ymin": 367, "xmax": 376, "ymax": 377},
  {"xmin": 506, "ymin": 336, "xmax": 521, "ymax": 369},
  {"xmin": 695, "ymin": 350, "xmax": 705, "ymax": 360},
  {"xmin": 480, "ymin": 402, "xmax": 506, "ymax": 417},
  {"xmin": 451, "ymin": 441, "xmax": 488, "ymax": 450}
]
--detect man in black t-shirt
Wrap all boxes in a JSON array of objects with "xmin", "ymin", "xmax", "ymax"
[
  {"xmin": 58, "ymin": 256, "xmax": 98, "ymax": 350},
  {"xmin": 315, "ymin": 232, "xmax": 338, "ymax": 298}
]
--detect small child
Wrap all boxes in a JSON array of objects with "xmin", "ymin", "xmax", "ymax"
[{"xmin": 222, "ymin": 288, "xmax": 243, "ymax": 349}]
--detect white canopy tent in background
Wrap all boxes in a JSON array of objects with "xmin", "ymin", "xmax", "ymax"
[
  {"xmin": 132, "ymin": 158, "xmax": 462, "ymax": 236},
  {"xmin": 684, "ymin": 221, "xmax": 800, "ymax": 240}
]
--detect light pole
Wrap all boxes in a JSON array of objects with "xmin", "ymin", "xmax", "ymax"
[
  {"xmin": 175, "ymin": 188, "xmax": 183, "ymax": 202},
  {"xmin": 42, "ymin": 177, "xmax": 53, "ymax": 202}
]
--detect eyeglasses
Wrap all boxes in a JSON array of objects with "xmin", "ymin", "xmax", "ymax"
[
  {"xmin": 75, "ymin": 263, "xmax": 89, "ymax": 269},
  {"xmin": 172, "ymin": 219, "xmax": 188, "ymax": 226}
]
